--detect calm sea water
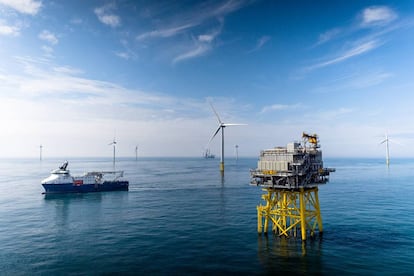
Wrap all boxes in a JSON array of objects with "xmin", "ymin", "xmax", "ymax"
[{"xmin": 0, "ymin": 157, "xmax": 414, "ymax": 275}]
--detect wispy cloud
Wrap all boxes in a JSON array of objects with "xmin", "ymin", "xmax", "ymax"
[
  {"xmin": 41, "ymin": 45, "xmax": 53, "ymax": 57},
  {"xmin": 0, "ymin": 0, "xmax": 42, "ymax": 15},
  {"xmin": 172, "ymin": 25, "xmax": 222, "ymax": 63},
  {"xmin": 53, "ymin": 66, "xmax": 83, "ymax": 75},
  {"xmin": 134, "ymin": 1, "xmax": 251, "ymax": 64},
  {"xmin": 38, "ymin": 30, "xmax": 58, "ymax": 45},
  {"xmin": 315, "ymin": 6, "xmax": 398, "ymax": 47},
  {"xmin": 260, "ymin": 103, "xmax": 302, "ymax": 114},
  {"xmin": 70, "ymin": 17, "xmax": 83, "ymax": 25},
  {"xmin": 315, "ymin": 28, "xmax": 341, "ymax": 46},
  {"xmin": 137, "ymin": 23, "xmax": 195, "ymax": 41},
  {"xmin": 2, "ymin": 56, "xmax": 210, "ymax": 122},
  {"xmin": 173, "ymin": 44, "xmax": 211, "ymax": 64},
  {"xmin": 306, "ymin": 5, "xmax": 400, "ymax": 72},
  {"xmin": 312, "ymin": 70, "xmax": 393, "ymax": 93},
  {"xmin": 247, "ymin": 35, "xmax": 271, "ymax": 53},
  {"xmin": 115, "ymin": 39, "xmax": 138, "ymax": 60},
  {"xmin": 94, "ymin": 3, "xmax": 121, "ymax": 28},
  {"xmin": 309, "ymin": 107, "xmax": 353, "ymax": 121},
  {"xmin": 360, "ymin": 6, "xmax": 397, "ymax": 27},
  {"xmin": 0, "ymin": 57, "xmax": 240, "ymax": 157},
  {"xmin": 137, "ymin": 0, "xmax": 248, "ymax": 41},
  {"xmin": 307, "ymin": 39, "xmax": 381, "ymax": 71},
  {"xmin": 351, "ymin": 71, "xmax": 392, "ymax": 88},
  {"xmin": 115, "ymin": 52, "xmax": 131, "ymax": 60}
]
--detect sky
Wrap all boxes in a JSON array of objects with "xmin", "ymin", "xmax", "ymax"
[{"xmin": 1, "ymin": 0, "xmax": 414, "ymax": 159}]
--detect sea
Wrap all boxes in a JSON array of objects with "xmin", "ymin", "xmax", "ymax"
[{"xmin": 0, "ymin": 157, "xmax": 414, "ymax": 275}]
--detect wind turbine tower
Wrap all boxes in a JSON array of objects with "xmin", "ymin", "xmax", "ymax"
[
  {"xmin": 135, "ymin": 145, "xmax": 138, "ymax": 161},
  {"xmin": 235, "ymin": 144, "xmax": 239, "ymax": 160},
  {"xmin": 109, "ymin": 138, "xmax": 117, "ymax": 171},
  {"xmin": 40, "ymin": 145, "xmax": 43, "ymax": 161},
  {"xmin": 208, "ymin": 102, "xmax": 246, "ymax": 173},
  {"xmin": 380, "ymin": 133, "xmax": 390, "ymax": 166}
]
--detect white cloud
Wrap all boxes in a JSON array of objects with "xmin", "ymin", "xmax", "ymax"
[
  {"xmin": 94, "ymin": 4, "xmax": 121, "ymax": 28},
  {"xmin": 352, "ymin": 71, "xmax": 392, "ymax": 88},
  {"xmin": 260, "ymin": 103, "xmax": 302, "ymax": 114},
  {"xmin": 137, "ymin": 23, "xmax": 195, "ymax": 40},
  {"xmin": 311, "ymin": 5, "xmax": 399, "ymax": 57},
  {"xmin": 310, "ymin": 107, "xmax": 353, "ymax": 120},
  {"xmin": 115, "ymin": 51, "xmax": 136, "ymax": 60},
  {"xmin": 0, "ymin": 0, "xmax": 41, "ymax": 15},
  {"xmin": 70, "ymin": 18, "xmax": 83, "ymax": 25},
  {"xmin": 38, "ymin": 30, "xmax": 58, "ymax": 45},
  {"xmin": 41, "ymin": 45, "xmax": 53, "ymax": 56},
  {"xmin": 198, "ymin": 34, "xmax": 215, "ymax": 43},
  {"xmin": 307, "ymin": 40, "xmax": 380, "ymax": 71},
  {"xmin": 53, "ymin": 66, "xmax": 83, "ymax": 75},
  {"xmin": 257, "ymin": 36, "xmax": 270, "ymax": 48},
  {"xmin": 311, "ymin": 70, "xmax": 393, "ymax": 94},
  {"xmin": 316, "ymin": 28, "xmax": 341, "ymax": 45},
  {"xmin": 0, "ymin": 23, "xmax": 20, "ymax": 36},
  {"xmin": 0, "ymin": 56, "xmax": 413, "ymax": 158},
  {"xmin": 136, "ymin": 0, "xmax": 247, "ymax": 41},
  {"xmin": 173, "ymin": 44, "xmax": 210, "ymax": 64},
  {"xmin": 361, "ymin": 6, "xmax": 397, "ymax": 27},
  {"xmin": 0, "ymin": 58, "xmax": 252, "ymax": 157},
  {"xmin": 172, "ymin": 26, "xmax": 222, "ymax": 63},
  {"xmin": 248, "ymin": 35, "xmax": 271, "ymax": 53}
]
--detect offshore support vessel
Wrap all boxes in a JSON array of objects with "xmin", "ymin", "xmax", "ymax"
[
  {"xmin": 41, "ymin": 161, "xmax": 129, "ymax": 194},
  {"xmin": 250, "ymin": 132, "xmax": 334, "ymax": 241}
]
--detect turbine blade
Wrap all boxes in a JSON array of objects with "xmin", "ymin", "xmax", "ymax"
[
  {"xmin": 222, "ymin": 123, "xmax": 247, "ymax": 126},
  {"xmin": 389, "ymin": 139, "xmax": 404, "ymax": 146},
  {"xmin": 208, "ymin": 125, "xmax": 222, "ymax": 145},
  {"xmin": 209, "ymin": 101, "xmax": 222, "ymax": 124}
]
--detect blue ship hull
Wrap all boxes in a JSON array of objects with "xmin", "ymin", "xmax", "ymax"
[{"xmin": 42, "ymin": 181, "xmax": 129, "ymax": 194}]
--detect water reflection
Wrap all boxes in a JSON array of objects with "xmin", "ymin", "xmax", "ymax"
[
  {"xmin": 257, "ymin": 235, "xmax": 323, "ymax": 274},
  {"xmin": 42, "ymin": 192, "xmax": 129, "ymax": 233}
]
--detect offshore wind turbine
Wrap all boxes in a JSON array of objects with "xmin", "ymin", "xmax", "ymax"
[
  {"xmin": 380, "ymin": 133, "xmax": 390, "ymax": 166},
  {"xmin": 135, "ymin": 145, "xmax": 138, "ymax": 161},
  {"xmin": 109, "ymin": 138, "xmax": 117, "ymax": 171},
  {"xmin": 40, "ymin": 144, "xmax": 43, "ymax": 161},
  {"xmin": 208, "ymin": 102, "xmax": 246, "ymax": 172}
]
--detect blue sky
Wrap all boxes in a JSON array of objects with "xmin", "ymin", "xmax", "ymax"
[{"xmin": 1, "ymin": 0, "xmax": 414, "ymax": 158}]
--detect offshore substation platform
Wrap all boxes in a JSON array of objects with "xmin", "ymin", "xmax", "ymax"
[{"xmin": 250, "ymin": 132, "xmax": 335, "ymax": 241}]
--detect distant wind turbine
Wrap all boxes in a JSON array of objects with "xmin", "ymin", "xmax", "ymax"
[
  {"xmin": 207, "ymin": 102, "xmax": 246, "ymax": 172},
  {"xmin": 135, "ymin": 145, "xmax": 138, "ymax": 161},
  {"xmin": 379, "ymin": 132, "xmax": 403, "ymax": 167},
  {"xmin": 235, "ymin": 144, "xmax": 239, "ymax": 161},
  {"xmin": 380, "ymin": 133, "xmax": 390, "ymax": 166},
  {"xmin": 109, "ymin": 138, "xmax": 117, "ymax": 171},
  {"xmin": 40, "ymin": 144, "xmax": 43, "ymax": 161}
]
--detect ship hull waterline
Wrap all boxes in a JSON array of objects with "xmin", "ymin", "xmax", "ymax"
[{"xmin": 42, "ymin": 181, "xmax": 129, "ymax": 194}]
